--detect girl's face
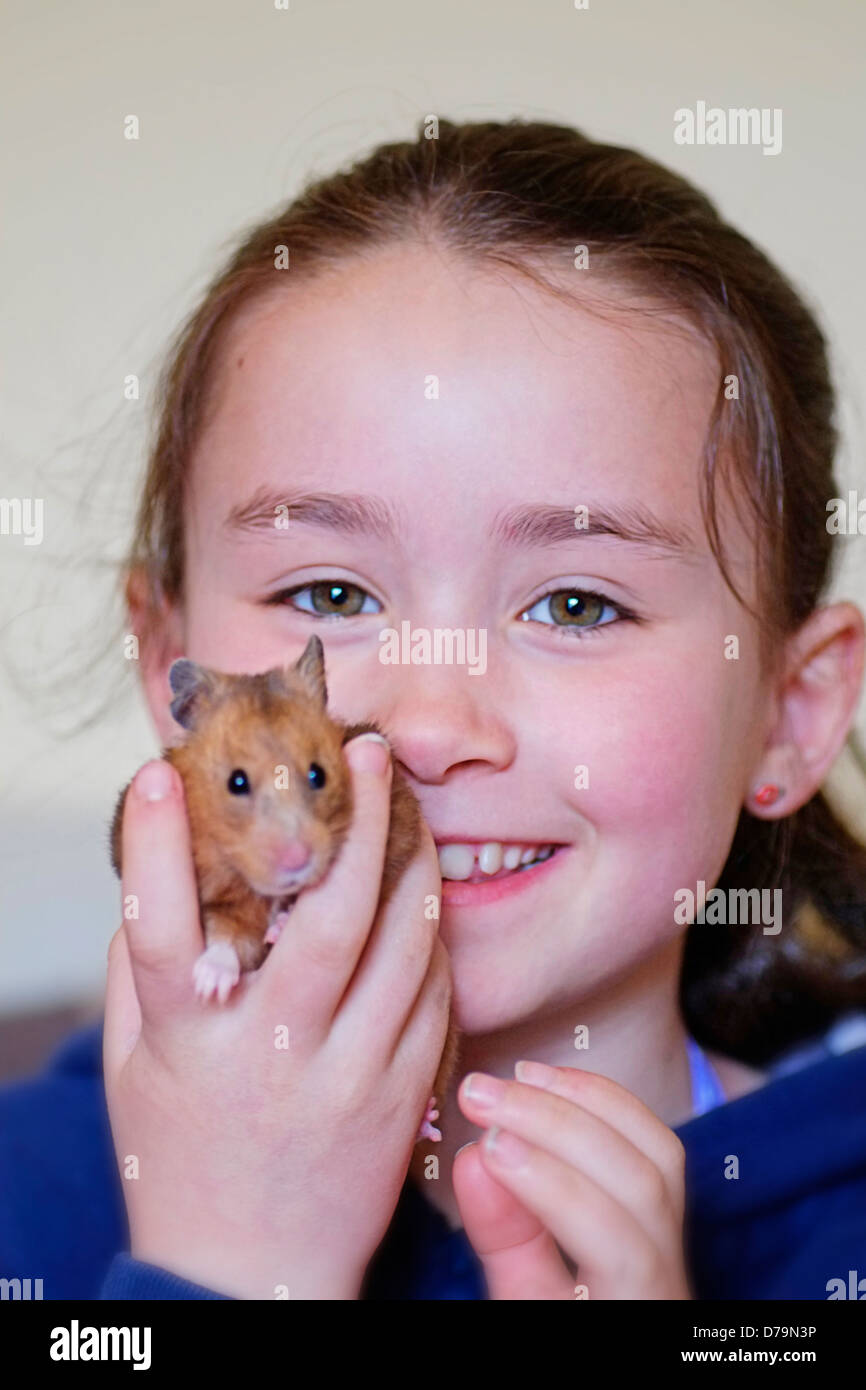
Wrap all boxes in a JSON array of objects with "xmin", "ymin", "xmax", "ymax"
[{"xmin": 152, "ymin": 245, "xmax": 770, "ymax": 1036}]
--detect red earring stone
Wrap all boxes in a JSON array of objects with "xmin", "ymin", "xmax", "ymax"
[{"xmin": 754, "ymin": 784, "xmax": 781, "ymax": 806}]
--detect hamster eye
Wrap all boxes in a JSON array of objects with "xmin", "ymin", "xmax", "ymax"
[
  {"xmin": 227, "ymin": 768, "xmax": 251, "ymax": 795},
  {"xmin": 308, "ymin": 762, "xmax": 326, "ymax": 790}
]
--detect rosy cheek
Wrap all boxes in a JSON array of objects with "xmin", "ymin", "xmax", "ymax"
[{"xmin": 559, "ymin": 667, "xmax": 737, "ymax": 833}]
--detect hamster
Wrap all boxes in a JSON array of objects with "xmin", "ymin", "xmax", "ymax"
[{"xmin": 109, "ymin": 634, "xmax": 458, "ymax": 1143}]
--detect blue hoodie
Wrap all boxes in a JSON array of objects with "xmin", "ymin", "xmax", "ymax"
[{"xmin": 1, "ymin": 1018, "xmax": 865, "ymax": 1300}]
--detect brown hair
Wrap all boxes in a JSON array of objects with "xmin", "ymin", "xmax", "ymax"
[{"xmin": 125, "ymin": 116, "xmax": 866, "ymax": 1065}]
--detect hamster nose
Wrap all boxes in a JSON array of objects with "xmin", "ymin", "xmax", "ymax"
[{"xmin": 274, "ymin": 839, "xmax": 313, "ymax": 874}]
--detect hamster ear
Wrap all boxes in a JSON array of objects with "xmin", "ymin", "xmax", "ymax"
[
  {"xmin": 168, "ymin": 658, "xmax": 218, "ymax": 730},
  {"xmin": 292, "ymin": 634, "xmax": 328, "ymax": 708}
]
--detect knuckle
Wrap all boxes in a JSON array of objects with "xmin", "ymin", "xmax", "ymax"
[
  {"xmin": 665, "ymin": 1132, "xmax": 687, "ymax": 1175},
  {"xmin": 340, "ymin": 823, "xmax": 390, "ymax": 886},
  {"xmin": 328, "ymin": 1066, "xmax": 365, "ymax": 1118},
  {"xmin": 636, "ymin": 1160, "xmax": 668, "ymax": 1210},
  {"xmin": 132, "ymin": 935, "xmax": 171, "ymax": 975}
]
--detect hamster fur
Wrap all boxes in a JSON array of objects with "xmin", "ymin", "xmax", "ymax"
[{"xmin": 109, "ymin": 634, "xmax": 458, "ymax": 1142}]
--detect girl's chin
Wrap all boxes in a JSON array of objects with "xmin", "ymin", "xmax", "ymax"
[{"xmin": 439, "ymin": 843, "xmax": 571, "ymax": 909}]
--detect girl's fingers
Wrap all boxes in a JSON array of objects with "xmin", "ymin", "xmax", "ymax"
[
  {"xmin": 512, "ymin": 1062, "xmax": 687, "ymax": 1211},
  {"xmin": 102, "ymin": 925, "xmax": 142, "ymax": 1089},
  {"xmin": 327, "ymin": 819, "xmax": 441, "ymax": 1061},
  {"xmin": 453, "ymin": 1143, "xmax": 572, "ymax": 1300},
  {"xmin": 381, "ymin": 936, "xmax": 453, "ymax": 1109},
  {"xmin": 259, "ymin": 735, "xmax": 394, "ymax": 1032},
  {"xmin": 459, "ymin": 1075, "xmax": 682, "ymax": 1251},
  {"xmin": 120, "ymin": 759, "xmax": 203, "ymax": 1025},
  {"xmin": 475, "ymin": 1125, "xmax": 668, "ymax": 1300}
]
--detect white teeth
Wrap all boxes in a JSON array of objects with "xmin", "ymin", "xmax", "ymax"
[
  {"xmin": 437, "ymin": 841, "xmax": 557, "ymax": 880},
  {"xmin": 478, "ymin": 842, "xmax": 504, "ymax": 876},
  {"xmin": 437, "ymin": 844, "xmax": 476, "ymax": 881}
]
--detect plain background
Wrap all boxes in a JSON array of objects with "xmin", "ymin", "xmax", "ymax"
[{"xmin": 2, "ymin": 0, "xmax": 865, "ymax": 1021}]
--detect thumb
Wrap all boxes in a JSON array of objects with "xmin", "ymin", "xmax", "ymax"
[
  {"xmin": 116, "ymin": 758, "xmax": 203, "ymax": 1025},
  {"xmin": 453, "ymin": 1141, "xmax": 571, "ymax": 1299}
]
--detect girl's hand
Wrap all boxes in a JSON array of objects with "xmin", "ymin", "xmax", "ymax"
[
  {"xmin": 453, "ymin": 1062, "xmax": 693, "ymax": 1300},
  {"xmin": 103, "ymin": 737, "xmax": 450, "ymax": 1301}
]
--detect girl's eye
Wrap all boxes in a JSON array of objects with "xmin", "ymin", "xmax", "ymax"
[
  {"xmin": 308, "ymin": 762, "xmax": 326, "ymax": 789},
  {"xmin": 227, "ymin": 768, "xmax": 251, "ymax": 794},
  {"xmin": 519, "ymin": 588, "xmax": 632, "ymax": 637},
  {"xmin": 268, "ymin": 580, "xmax": 380, "ymax": 618}
]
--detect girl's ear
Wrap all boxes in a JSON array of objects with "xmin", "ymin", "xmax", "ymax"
[
  {"xmin": 747, "ymin": 600, "xmax": 865, "ymax": 818},
  {"xmin": 124, "ymin": 564, "xmax": 188, "ymax": 746}
]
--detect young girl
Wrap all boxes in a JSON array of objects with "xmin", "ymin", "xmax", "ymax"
[{"xmin": 4, "ymin": 117, "xmax": 866, "ymax": 1301}]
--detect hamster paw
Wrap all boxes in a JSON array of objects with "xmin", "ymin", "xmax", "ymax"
[
  {"xmin": 264, "ymin": 910, "xmax": 291, "ymax": 946},
  {"xmin": 415, "ymin": 1095, "xmax": 442, "ymax": 1144},
  {"xmin": 193, "ymin": 942, "xmax": 241, "ymax": 1004}
]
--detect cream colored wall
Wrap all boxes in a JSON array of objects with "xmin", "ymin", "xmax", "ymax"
[{"xmin": 2, "ymin": 0, "xmax": 865, "ymax": 1013}]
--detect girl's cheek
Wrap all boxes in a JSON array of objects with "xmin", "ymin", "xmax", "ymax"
[
  {"xmin": 181, "ymin": 592, "xmax": 295, "ymax": 675},
  {"xmin": 557, "ymin": 658, "xmax": 749, "ymax": 836}
]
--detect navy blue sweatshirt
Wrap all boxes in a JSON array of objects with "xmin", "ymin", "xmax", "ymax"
[{"xmin": 2, "ymin": 1019, "xmax": 865, "ymax": 1300}]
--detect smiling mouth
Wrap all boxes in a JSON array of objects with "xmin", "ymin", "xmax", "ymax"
[{"xmin": 435, "ymin": 842, "xmax": 564, "ymax": 884}]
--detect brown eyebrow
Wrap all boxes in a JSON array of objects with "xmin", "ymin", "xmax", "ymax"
[
  {"xmin": 492, "ymin": 501, "xmax": 697, "ymax": 556},
  {"xmin": 224, "ymin": 488, "xmax": 698, "ymax": 557},
  {"xmin": 224, "ymin": 488, "xmax": 401, "ymax": 542}
]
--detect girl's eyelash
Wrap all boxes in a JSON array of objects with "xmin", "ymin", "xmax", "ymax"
[
  {"xmin": 522, "ymin": 587, "xmax": 639, "ymax": 639},
  {"xmin": 265, "ymin": 580, "xmax": 380, "ymax": 618},
  {"xmin": 266, "ymin": 580, "xmax": 640, "ymax": 637}
]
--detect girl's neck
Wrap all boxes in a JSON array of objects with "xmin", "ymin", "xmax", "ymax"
[{"xmin": 409, "ymin": 935, "xmax": 697, "ymax": 1230}]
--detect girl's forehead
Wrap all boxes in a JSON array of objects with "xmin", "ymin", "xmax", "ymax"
[
  {"xmin": 213, "ymin": 246, "xmax": 717, "ymax": 412},
  {"xmin": 193, "ymin": 248, "xmax": 721, "ymax": 513}
]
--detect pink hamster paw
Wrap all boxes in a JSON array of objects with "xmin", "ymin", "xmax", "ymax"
[
  {"xmin": 264, "ymin": 911, "xmax": 291, "ymax": 946},
  {"xmin": 193, "ymin": 941, "xmax": 241, "ymax": 1004},
  {"xmin": 416, "ymin": 1095, "xmax": 442, "ymax": 1144}
]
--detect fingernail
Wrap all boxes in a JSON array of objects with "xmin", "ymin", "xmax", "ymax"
[
  {"xmin": 134, "ymin": 759, "xmax": 175, "ymax": 802},
  {"xmin": 485, "ymin": 1126, "xmax": 529, "ymax": 1169},
  {"xmin": 345, "ymin": 732, "xmax": 391, "ymax": 776},
  {"xmin": 463, "ymin": 1072, "xmax": 506, "ymax": 1108},
  {"xmin": 515, "ymin": 1059, "xmax": 557, "ymax": 1088},
  {"xmin": 454, "ymin": 1140, "xmax": 478, "ymax": 1159}
]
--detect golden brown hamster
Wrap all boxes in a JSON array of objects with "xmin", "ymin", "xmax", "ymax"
[{"xmin": 110, "ymin": 635, "xmax": 458, "ymax": 1141}]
